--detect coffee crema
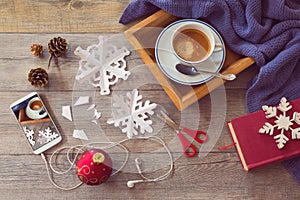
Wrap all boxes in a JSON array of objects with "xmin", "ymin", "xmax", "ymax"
[
  {"xmin": 30, "ymin": 100, "xmax": 43, "ymax": 110},
  {"xmin": 173, "ymin": 29, "xmax": 211, "ymax": 62}
]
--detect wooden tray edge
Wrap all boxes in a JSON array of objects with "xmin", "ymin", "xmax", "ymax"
[{"xmin": 182, "ymin": 57, "xmax": 255, "ymax": 109}]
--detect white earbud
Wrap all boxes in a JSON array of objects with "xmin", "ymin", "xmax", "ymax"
[
  {"xmin": 127, "ymin": 180, "xmax": 145, "ymax": 188},
  {"xmin": 126, "ymin": 137, "xmax": 174, "ymax": 189},
  {"xmin": 126, "ymin": 158, "xmax": 145, "ymax": 188}
]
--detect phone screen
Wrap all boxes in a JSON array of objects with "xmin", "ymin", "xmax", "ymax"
[{"xmin": 10, "ymin": 92, "xmax": 61, "ymax": 154}]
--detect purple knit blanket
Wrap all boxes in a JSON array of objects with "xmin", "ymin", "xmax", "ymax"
[{"xmin": 120, "ymin": 0, "xmax": 300, "ymax": 183}]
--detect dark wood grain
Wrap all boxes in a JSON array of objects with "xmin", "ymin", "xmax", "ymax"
[{"xmin": 0, "ymin": 1, "xmax": 299, "ymax": 199}]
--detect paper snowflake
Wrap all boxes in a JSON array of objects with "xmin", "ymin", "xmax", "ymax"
[
  {"xmin": 38, "ymin": 127, "xmax": 59, "ymax": 144},
  {"xmin": 23, "ymin": 127, "xmax": 35, "ymax": 146},
  {"xmin": 107, "ymin": 89, "xmax": 157, "ymax": 138},
  {"xmin": 259, "ymin": 97, "xmax": 300, "ymax": 149},
  {"xmin": 74, "ymin": 36, "xmax": 131, "ymax": 95}
]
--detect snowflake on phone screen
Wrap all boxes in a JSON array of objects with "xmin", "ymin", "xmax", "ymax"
[
  {"xmin": 23, "ymin": 127, "xmax": 35, "ymax": 146},
  {"xmin": 38, "ymin": 127, "xmax": 59, "ymax": 144},
  {"xmin": 107, "ymin": 89, "xmax": 157, "ymax": 139},
  {"xmin": 259, "ymin": 97, "xmax": 300, "ymax": 149}
]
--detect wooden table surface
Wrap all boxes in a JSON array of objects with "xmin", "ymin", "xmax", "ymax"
[{"xmin": 1, "ymin": 1, "xmax": 299, "ymax": 199}]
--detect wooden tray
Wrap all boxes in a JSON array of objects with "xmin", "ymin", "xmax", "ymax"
[
  {"xmin": 18, "ymin": 108, "xmax": 51, "ymax": 125},
  {"xmin": 124, "ymin": 10, "xmax": 255, "ymax": 111}
]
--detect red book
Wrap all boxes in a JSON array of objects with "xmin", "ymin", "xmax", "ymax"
[{"xmin": 227, "ymin": 97, "xmax": 300, "ymax": 171}]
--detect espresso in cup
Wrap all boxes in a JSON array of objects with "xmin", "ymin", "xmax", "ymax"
[
  {"xmin": 26, "ymin": 97, "xmax": 48, "ymax": 120},
  {"xmin": 30, "ymin": 100, "xmax": 43, "ymax": 111},
  {"xmin": 173, "ymin": 29, "xmax": 211, "ymax": 62}
]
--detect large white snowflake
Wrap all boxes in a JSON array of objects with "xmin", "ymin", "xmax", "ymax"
[
  {"xmin": 38, "ymin": 127, "xmax": 59, "ymax": 144},
  {"xmin": 107, "ymin": 89, "xmax": 157, "ymax": 139},
  {"xmin": 259, "ymin": 97, "xmax": 300, "ymax": 149},
  {"xmin": 74, "ymin": 36, "xmax": 131, "ymax": 95}
]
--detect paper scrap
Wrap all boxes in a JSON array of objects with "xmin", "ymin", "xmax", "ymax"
[
  {"xmin": 74, "ymin": 96, "xmax": 90, "ymax": 106},
  {"xmin": 62, "ymin": 105, "xmax": 72, "ymax": 121},
  {"xmin": 87, "ymin": 104, "xmax": 96, "ymax": 111},
  {"xmin": 93, "ymin": 109, "xmax": 102, "ymax": 120},
  {"xmin": 73, "ymin": 129, "xmax": 88, "ymax": 140}
]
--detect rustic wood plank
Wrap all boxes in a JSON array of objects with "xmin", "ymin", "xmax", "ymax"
[
  {"xmin": 0, "ymin": 153, "xmax": 299, "ymax": 200},
  {"xmin": 0, "ymin": 0, "xmax": 130, "ymax": 33},
  {"xmin": 0, "ymin": 34, "xmax": 258, "ymax": 92}
]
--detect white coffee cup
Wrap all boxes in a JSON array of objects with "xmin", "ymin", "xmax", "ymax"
[
  {"xmin": 25, "ymin": 97, "xmax": 48, "ymax": 120},
  {"xmin": 171, "ymin": 21, "xmax": 223, "ymax": 66}
]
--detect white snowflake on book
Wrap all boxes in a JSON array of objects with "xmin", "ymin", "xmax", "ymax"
[
  {"xmin": 107, "ymin": 89, "xmax": 157, "ymax": 139},
  {"xmin": 259, "ymin": 97, "xmax": 300, "ymax": 149},
  {"xmin": 38, "ymin": 127, "xmax": 59, "ymax": 144}
]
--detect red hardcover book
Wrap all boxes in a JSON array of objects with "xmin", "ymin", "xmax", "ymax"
[{"xmin": 227, "ymin": 97, "xmax": 300, "ymax": 171}]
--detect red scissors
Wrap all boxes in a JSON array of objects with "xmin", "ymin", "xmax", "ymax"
[{"xmin": 157, "ymin": 111, "xmax": 208, "ymax": 157}]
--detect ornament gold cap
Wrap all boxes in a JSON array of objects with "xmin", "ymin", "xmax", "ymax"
[{"xmin": 93, "ymin": 152, "xmax": 105, "ymax": 164}]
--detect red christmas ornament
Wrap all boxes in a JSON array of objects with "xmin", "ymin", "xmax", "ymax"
[{"xmin": 76, "ymin": 148, "xmax": 112, "ymax": 186}]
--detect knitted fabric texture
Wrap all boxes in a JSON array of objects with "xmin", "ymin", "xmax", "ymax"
[{"xmin": 120, "ymin": 0, "xmax": 300, "ymax": 183}]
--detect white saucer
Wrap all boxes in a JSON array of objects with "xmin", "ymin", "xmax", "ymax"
[{"xmin": 155, "ymin": 19, "xmax": 226, "ymax": 85}]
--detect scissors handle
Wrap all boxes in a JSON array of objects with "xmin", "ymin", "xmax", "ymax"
[
  {"xmin": 181, "ymin": 127, "xmax": 208, "ymax": 143},
  {"xmin": 177, "ymin": 132, "xmax": 197, "ymax": 157}
]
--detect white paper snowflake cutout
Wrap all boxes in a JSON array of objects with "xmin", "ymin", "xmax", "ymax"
[
  {"xmin": 38, "ymin": 127, "xmax": 59, "ymax": 144},
  {"xmin": 23, "ymin": 127, "xmax": 35, "ymax": 146},
  {"xmin": 259, "ymin": 97, "xmax": 300, "ymax": 149},
  {"xmin": 74, "ymin": 36, "xmax": 131, "ymax": 95},
  {"xmin": 107, "ymin": 89, "xmax": 157, "ymax": 139}
]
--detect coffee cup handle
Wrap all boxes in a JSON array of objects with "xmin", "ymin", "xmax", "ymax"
[
  {"xmin": 213, "ymin": 43, "xmax": 223, "ymax": 52},
  {"xmin": 39, "ymin": 109, "xmax": 48, "ymax": 118}
]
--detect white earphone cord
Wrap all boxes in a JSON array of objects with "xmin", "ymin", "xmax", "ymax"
[
  {"xmin": 134, "ymin": 136, "xmax": 173, "ymax": 182},
  {"xmin": 41, "ymin": 136, "xmax": 173, "ymax": 190}
]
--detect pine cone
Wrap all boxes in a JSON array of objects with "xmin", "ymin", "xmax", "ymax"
[
  {"xmin": 28, "ymin": 68, "xmax": 49, "ymax": 87},
  {"xmin": 48, "ymin": 37, "xmax": 68, "ymax": 68},
  {"xmin": 30, "ymin": 44, "xmax": 43, "ymax": 56},
  {"xmin": 48, "ymin": 37, "xmax": 68, "ymax": 57}
]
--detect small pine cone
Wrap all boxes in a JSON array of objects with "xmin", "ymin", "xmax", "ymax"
[
  {"xmin": 48, "ymin": 37, "xmax": 68, "ymax": 69},
  {"xmin": 30, "ymin": 44, "xmax": 43, "ymax": 56},
  {"xmin": 28, "ymin": 68, "xmax": 49, "ymax": 88},
  {"xmin": 48, "ymin": 37, "xmax": 68, "ymax": 58}
]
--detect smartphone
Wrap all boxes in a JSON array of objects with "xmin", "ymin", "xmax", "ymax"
[{"xmin": 10, "ymin": 92, "xmax": 62, "ymax": 154}]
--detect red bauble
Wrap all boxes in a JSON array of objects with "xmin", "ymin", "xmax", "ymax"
[{"xmin": 76, "ymin": 148, "xmax": 113, "ymax": 186}]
